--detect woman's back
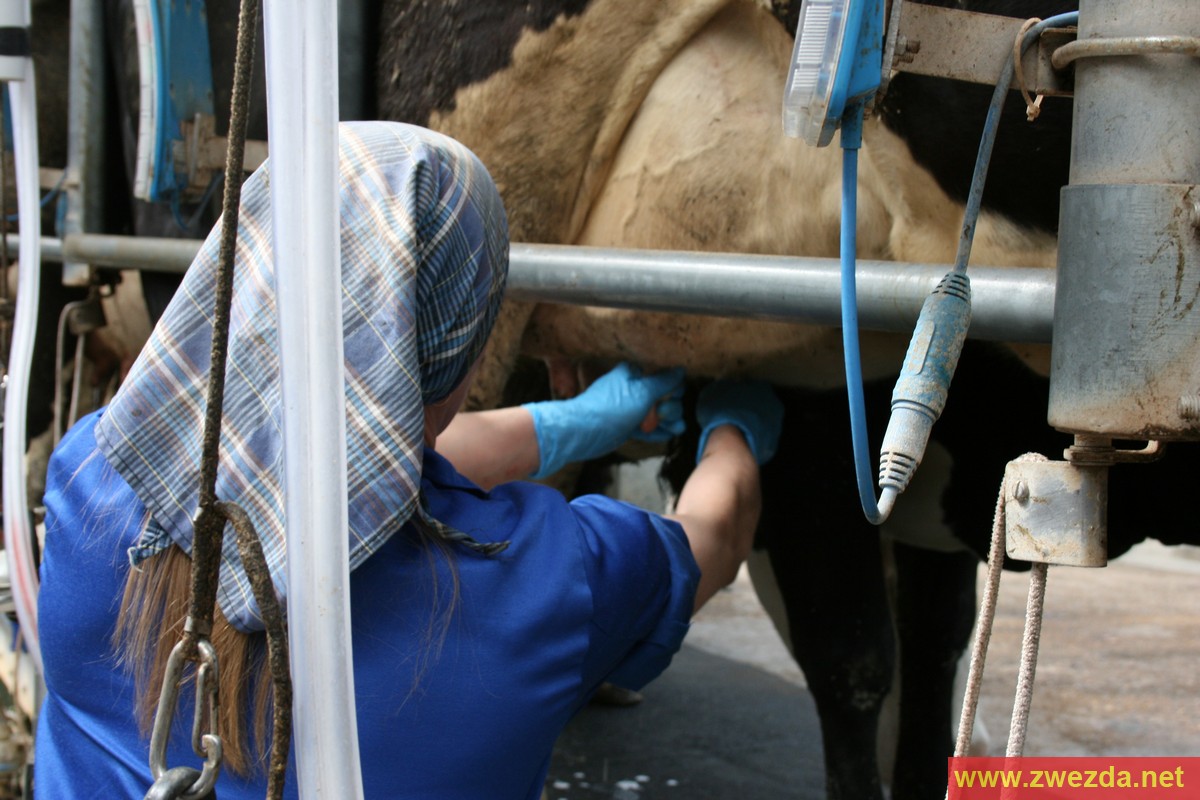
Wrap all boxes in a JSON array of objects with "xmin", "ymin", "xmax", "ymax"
[{"xmin": 35, "ymin": 410, "xmax": 697, "ymax": 799}]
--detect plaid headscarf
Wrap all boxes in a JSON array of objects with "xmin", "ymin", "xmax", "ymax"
[{"xmin": 95, "ymin": 122, "xmax": 509, "ymax": 633}]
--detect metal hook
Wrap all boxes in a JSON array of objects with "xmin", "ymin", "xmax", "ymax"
[
  {"xmin": 144, "ymin": 766, "xmax": 217, "ymax": 800},
  {"xmin": 148, "ymin": 638, "xmax": 223, "ymax": 800}
]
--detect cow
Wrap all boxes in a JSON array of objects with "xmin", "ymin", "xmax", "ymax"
[{"xmin": 373, "ymin": 1, "xmax": 1199, "ymax": 799}]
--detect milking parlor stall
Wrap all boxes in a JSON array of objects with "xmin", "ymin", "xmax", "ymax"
[{"xmin": 0, "ymin": 0, "xmax": 1198, "ymax": 798}]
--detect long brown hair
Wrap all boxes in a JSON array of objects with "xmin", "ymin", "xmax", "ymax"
[
  {"xmin": 113, "ymin": 515, "xmax": 460, "ymax": 778},
  {"xmin": 114, "ymin": 545, "xmax": 272, "ymax": 777}
]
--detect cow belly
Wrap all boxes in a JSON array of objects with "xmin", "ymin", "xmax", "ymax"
[
  {"xmin": 518, "ymin": 0, "xmax": 1057, "ymax": 388},
  {"xmin": 522, "ymin": 305, "xmax": 910, "ymax": 387},
  {"xmin": 522, "ymin": 0, "xmax": 903, "ymax": 387}
]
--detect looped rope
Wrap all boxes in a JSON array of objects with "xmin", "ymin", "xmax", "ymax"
[
  {"xmin": 148, "ymin": 1, "xmax": 290, "ymax": 799},
  {"xmin": 189, "ymin": 0, "xmax": 261, "ymax": 624},
  {"xmin": 216, "ymin": 501, "xmax": 291, "ymax": 797},
  {"xmin": 1013, "ymin": 17, "xmax": 1045, "ymax": 122},
  {"xmin": 948, "ymin": 453, "xmax": 1051, "ymax": 797},
  {"xmin": 1007, "ymin": 560, "xmax": 1047, "ymax": 757}
]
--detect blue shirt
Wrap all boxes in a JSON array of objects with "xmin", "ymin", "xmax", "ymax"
[{"xmin": 35, "ymin": 410, "xmax": 699, "ymax": 799}]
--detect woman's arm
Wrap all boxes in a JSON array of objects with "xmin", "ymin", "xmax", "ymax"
[
  {"xmin": 667, "ymin": 425, "xmax": 762, "ymax": 612},
  {"xmin": 665, "ymin": 380, "xmax": 783, "ymax": 613},
  {"xmin": 434, "ymin": 407, "xmax": 540, "ymax": 490},
  {"xmin": 433, "ymin": 362, "xmax": 686, "ymax": 490}
]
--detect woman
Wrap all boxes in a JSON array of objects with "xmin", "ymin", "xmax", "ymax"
[{"xmin": 34, "ymin": 122, "xmax": 782, "ymax": 798}]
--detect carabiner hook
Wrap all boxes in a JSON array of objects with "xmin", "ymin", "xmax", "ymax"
[
  {"xmin": 144, "ymin": 766, "xmax": 218, "ymax": 800},
  {"xmin": 148, "ymin": 638, "xmax": 223, "ymax": 800}
]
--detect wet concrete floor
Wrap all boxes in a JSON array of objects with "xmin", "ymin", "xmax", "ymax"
[{"xmin": 546, "ymin": 542, "xmax": 1200, "ymax": 798}]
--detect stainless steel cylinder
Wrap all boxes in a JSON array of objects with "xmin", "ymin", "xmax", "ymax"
[
  {"xmin": 1065, "ymin": 0, "xmax": 1200, "ymax": 185},
  {"xmin": 1048, "ymin": 0, "xmax": 1200, "ymax": 438}
]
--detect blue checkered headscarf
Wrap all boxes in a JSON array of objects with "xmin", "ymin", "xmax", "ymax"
[{"xmin": 95, "ymin": 122, "xmax": 509, "ymax": 633}]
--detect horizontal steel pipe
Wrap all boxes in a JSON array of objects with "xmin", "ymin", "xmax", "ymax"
[
  {"xmin": 60, "ymin": 233, "xmax": 199, "ymax": 273},
  {"xmin": 507, "ymin": 244, "xmax": 1055, "ymax": 343},
  {"xmin": 2, "ymin": 235, "xmax": 62, "ymax": 262},
  {"xmin": 8, "ymin": 234, "xmax": 1055, "ymax": 343}
]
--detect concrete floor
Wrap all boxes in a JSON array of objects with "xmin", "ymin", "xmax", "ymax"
[{"xmin": 546, "ymin": 541, "xmax": 1200, "ymax": 798}]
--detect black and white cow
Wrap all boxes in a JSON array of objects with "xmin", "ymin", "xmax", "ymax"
[
  {"xmin": 86, "ymin": 1, "xmax": 1196, "ymax": 798},
  {"xmin": 373, "ymin": 2, "xmax": 1200, "ymax": 799}
]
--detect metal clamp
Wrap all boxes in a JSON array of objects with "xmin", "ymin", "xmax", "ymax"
[
  {"xmin": 1064, "ymin": 435, "xmax": 1165, "ymax": 467},
  {"xmin": 1004, "ymin": 458, "xmax": 1108, "ymax": 568},
  {"xmin": 1051, "ymin": 35, "xmax": 1200, "ymax": 69},
  {"xmin": 148, "ymin": 638, "xmax": 223, "ymax": 800}
]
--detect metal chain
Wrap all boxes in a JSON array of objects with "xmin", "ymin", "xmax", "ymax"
[
  {"xmin": 146, "ymin": 2, "xmax": 291, "ymax": 799},
  {"xmin": 144, "ymin": 767, "xmax": 216, "ymax": 800}
]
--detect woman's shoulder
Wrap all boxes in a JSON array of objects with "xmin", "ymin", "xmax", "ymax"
[{"xmin": 43, "ymin": 409, "xmax": 148, "ymax": 551}]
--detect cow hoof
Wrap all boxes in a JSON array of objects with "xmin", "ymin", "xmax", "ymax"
[{"xmin": 590, "ymin": 682, "xmax": 644, "ymax": 707}]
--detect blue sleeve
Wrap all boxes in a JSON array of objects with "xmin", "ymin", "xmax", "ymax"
[{"xmin": 568, "ymin": 494, "xmax": 700, "ymax": 691}]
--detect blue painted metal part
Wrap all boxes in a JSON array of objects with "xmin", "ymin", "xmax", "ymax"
[
  {"xmin": 149, "ymin": 0, "xmax": 215, "ymax": 202},
  {"xmin": 877, "ymin": 272, "xmax": 973, "ymax": 491},
  {"xmin": 817, "ymin": 0, "xmax": 884, "ymax": 146}
]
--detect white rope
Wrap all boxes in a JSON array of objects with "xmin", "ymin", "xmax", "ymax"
[
  {"xmin": 951, "ymin": 478, "xmax": 1007, "ymax": 759},
  {"xmin": 947, "ymin": 452, "xmax": 1049, "ymax": 799},
  {"xmin": 1007, "ymin": 562, "xmax": 1048, "ymax": 756}
]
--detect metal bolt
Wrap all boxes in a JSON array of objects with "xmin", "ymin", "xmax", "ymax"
[
  {"xmin": 1180, "ymin": 395, "xmax": 1200, "ymax": 420},
  {"xmin": 1013, "ymin": 481, "xmax": 1030, "ymax": 503}
]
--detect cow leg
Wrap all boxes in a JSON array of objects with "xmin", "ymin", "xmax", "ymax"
[
  {"xmin": 758, "ymin": 523, "xmax": 893, "ymax": 800},
  {"xmin": 753, "ymin": 387, "xmax": 896, "ymax": 800},
  {"xmin": 890, "ymin": 542, "xmax": 979, "ymax": 800}
]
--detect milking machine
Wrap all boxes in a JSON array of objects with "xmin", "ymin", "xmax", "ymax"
[
  {"xmin": 785, "ymin": 0, "xmax": 1199, "ymax": 764},
  {"xmin": 1036, "ymin": 0, "xmax": 1200, "ymax": 561},
  {"xmin": 784, "ymin": 0, "xmax": 1200, "ymax": 559}
]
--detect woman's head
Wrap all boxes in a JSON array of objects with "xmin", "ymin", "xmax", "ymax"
[
  {"xmin": 97, "ymin": 122, "xmax": 508, "ymax": 633},
  {"xmin": 332, "ymin": 123, "xmax": 508, "ymax": 406}
]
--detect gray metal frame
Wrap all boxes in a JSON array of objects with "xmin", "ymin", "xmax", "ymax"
[
  {"xmin": 4, "ymin": 233, "xmax": 1056, "ymax": 342},
  {"xmin": 1048, "ymin": 0, "xmax": 1200, "ymax": 440}
]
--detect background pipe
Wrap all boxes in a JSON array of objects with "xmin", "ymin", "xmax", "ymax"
[{"xmin": 35, "ymin": 234, "xmax": 1056, "ymax": 342}]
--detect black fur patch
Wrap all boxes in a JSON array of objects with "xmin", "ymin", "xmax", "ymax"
[
  {"xmin": 376, "ymin": 0, "xmax": 595, "ymax": 123},
  {"xmin": 877, "ymin": 0, "xmax": 1078, "ymax": 233}
]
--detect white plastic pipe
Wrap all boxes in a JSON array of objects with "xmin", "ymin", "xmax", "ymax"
[
  {"xmin": 262, "ymin": 1, "xmax": 364, "ymax": 797},
  {"xmin": 131, "ymin": 0, "xmax": 158, "ymax": 201},
  {"xmin": 2, "ymin": 0, "xmax": 44, "ymax": 673}
]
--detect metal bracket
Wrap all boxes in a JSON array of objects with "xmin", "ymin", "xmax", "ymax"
[
  {"xmin": 64, "ymin": 294, "xmax": 106, "ymax": 335},
  {"xmin": 888, "ymin": 2, "xmax": 1075, "ymax": 95},
  {"xmin": 1004, "ymin": 459, "xmax": 1108, "ymax": 567}
]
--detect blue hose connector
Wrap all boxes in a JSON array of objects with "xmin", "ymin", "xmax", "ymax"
[{"xmin": 878, "ymin": 272, "xmax": 972, "ymax": 492}]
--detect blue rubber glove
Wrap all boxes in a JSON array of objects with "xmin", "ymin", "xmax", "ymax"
[
  {"xmin": 524, "ymin": 362, "xmax": 687, "ymax": 479},
  {"xmin": 695, "ymin": 380, "xmax": 784, "ymax": 465}
]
